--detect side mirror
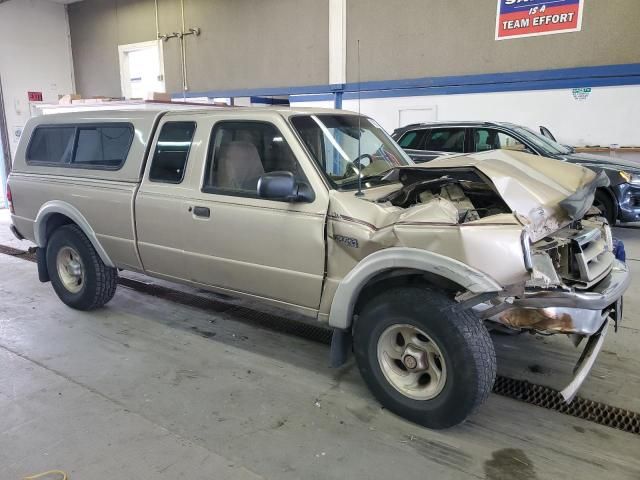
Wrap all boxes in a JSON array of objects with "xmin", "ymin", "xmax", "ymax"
[
  {"xmin": 539, "ymin": 125, "xmax": 557, "ymax": 142},
  {"xmin": 257, "ymin": 171, "xmax": 314, "ymax": 203}
]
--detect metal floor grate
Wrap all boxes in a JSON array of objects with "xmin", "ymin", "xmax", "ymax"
[
  {"xmin": 1, "ymin": 244, "xmax": 638, "ymax": 435},
  {"xmin": 493, "ymin": 376, "xmax": 639, "ymax": 435}
]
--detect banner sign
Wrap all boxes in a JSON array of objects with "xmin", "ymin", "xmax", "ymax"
[{"xmin": 496, "ymin": 0, "xmax": 584, "ymax": 40}]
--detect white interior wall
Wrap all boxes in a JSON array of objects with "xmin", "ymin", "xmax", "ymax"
[
  {"xmin": 0, "ymin": 0, "xmax": 75, "ymax": 163},
  {"xmin": 292, "ymin": 84, "xmax": 640, "ymax": 147}
]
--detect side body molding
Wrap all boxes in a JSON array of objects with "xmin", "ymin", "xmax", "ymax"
[
  {"xmin": 328, "ymin": 247, "xmax": 503, "ymax": 330},
  {"xmin": 34, "ymin": 200, "xmax": 115, "ymax": 268}
]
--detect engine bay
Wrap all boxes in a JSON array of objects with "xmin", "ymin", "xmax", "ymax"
[{"xmin": 377, "ymin": 167, "xmax": 512, "ymax": 223}]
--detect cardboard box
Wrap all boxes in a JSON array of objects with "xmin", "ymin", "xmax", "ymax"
[
  {"xmin": 58, "ymin": 94, "xmax": 82, "ymax": 105},
  {"xmin": 146, "ymin": 92, "xmax": 172, "ymax": 102}
]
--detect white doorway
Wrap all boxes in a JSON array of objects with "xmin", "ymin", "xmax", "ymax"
[
  {"xmin": 398, "ymin": 106, "xmax": 437, "ymax": 127},
  {"xmin": 118, "ymin": 40, "xmax": 165, "ymax": 99}
]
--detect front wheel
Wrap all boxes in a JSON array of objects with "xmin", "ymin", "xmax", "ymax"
[
  {"xmin": 353, "ymin": 287, "xmax": 496, "ymax": 429},
  {"xmin": 594, "ymin": 190, "xmax": 616, "ymax": 226}
]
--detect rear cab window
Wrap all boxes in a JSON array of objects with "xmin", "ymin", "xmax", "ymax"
[
  {"xmin": 424, "ymin": 128, "xmax": 466, "ymax": 153},
  {"xmin": 149, "ymin": 122, "xmax": 197, "ymax": 184},
  {"xmin": 27, "ymin": 123, "xmax": 134, "ymax": 169}
]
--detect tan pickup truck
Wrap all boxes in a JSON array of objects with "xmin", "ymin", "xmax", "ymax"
[{"xmin": 7, "ymin": 107, "xmax": 629, "ymax": 429}]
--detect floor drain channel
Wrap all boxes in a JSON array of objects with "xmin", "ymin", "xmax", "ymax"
[
  {"xmin": 1, "ymin": 244, "xmax": 638, "ymax": 435},
  {"xmin": 493, "ymin": 376, "xmax": 639, "ymax": 435}
]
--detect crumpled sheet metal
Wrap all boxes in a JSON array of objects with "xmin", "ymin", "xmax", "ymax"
[
  {"xmin": 326, "ymin": 191, "xmax": 527, "ymax": 287},
  {"xmin": 426, "ymin": 150, "xmax": 599, "ymax": 242}
]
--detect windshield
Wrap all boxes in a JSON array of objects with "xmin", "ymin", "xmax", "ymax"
[
  {"xmin": 512, "ymin": 126, "xmax": 573, "ymax": 156},
  {"xmin": 291, "ymin": 114, "xmax": 411, "ymax": 189}
]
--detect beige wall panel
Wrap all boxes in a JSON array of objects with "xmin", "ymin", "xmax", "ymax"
[
  {"xmin": 345, "ymin": 0, "xmax": 640, "ymax": 83},
  {"xmin": 69, "ymin": 0, "xmax": 329, "ymax": 97}
]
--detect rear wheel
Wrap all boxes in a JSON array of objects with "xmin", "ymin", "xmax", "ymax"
[
  {"xmin": 353, "ymin": 287, "xmax": 496, "ymax": 429},
  {"xmin": 594, "ymin": 189, "xmax": 616, "ymax": 225},
  {"xmin": 46, "ymin": 225, "xmax": 117, "ymax": 310}
]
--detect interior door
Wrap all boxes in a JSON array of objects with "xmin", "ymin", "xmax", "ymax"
[
  {"xmin": 118, "ymin": 41, "xmax": 165, "ymax": 100},
  {"xmin": 181, "ymin": 118, "xmax": 328, "ymax": 310},
  {"xmin": 398, "ymin": 107, "xmax": 437, "ymax": 127}
]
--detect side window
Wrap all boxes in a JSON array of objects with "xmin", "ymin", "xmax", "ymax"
[
  {"xmin": 74, "ymin": 125, "xmax": 133, "ymax": 168},
  {"xmin": 149, "ymin": 122, "xmax": 196, "ymax": 183},
  {"xmin": 424, "ymin": 128, "xmax": 465, "ymax": 153},
  {"xmin": 474, "ymin": 129, "xmax": 494, "ymax": 152},
  {"xmin": 397, "ymin": 130, "xmax": 426, "ymax": 149},
  {"xmin": 27, "ymin": 124, "xmax": 133, "ymax": 169},
  {"xmin": 496, "ymin": 131, "xmax": 527, "ymax": 152},
  {"xmin": 474, "ymin": 128, "xmax": 527, "ymax": 152},
  {"xmin": 203, "ymin": 121, "xmax": 305, "ymax": 196},
  {"xmin": 27, "ymin": 127, "xmax": 76, "ymax": 164}
]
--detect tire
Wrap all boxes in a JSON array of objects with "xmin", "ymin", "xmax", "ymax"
[
  {"xmin": 46, "ymin": 224, "xmax": 117, "ymax": 310},
  {"xmin": 353, "ymin": 287, "xmax": 496, "ymax": 429},
  {"xmin": 594, "ymin": 190, "xmax": 616, "ymax": 226}
]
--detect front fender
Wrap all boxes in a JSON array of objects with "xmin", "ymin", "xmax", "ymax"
[
  {"xmin": 34, "ymin": 200, "xmax": 115, "ymax": 268},
  {"xmin": 328, "ymin": 247, "xmax": 503, "ymax": 329}
]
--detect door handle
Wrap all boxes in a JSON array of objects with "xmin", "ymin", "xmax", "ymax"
[{"xmin": 192, "ymin": 206, "xmax": 210, "ymax": 218}]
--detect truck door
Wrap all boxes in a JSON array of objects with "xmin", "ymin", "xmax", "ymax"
[
  {"xmin": 135, "ymin": 117, "xmax": 197, "ymax": 281},
  {"xmin": 179, "ymin": 114, "xmax": 329, "ymax": 312}
]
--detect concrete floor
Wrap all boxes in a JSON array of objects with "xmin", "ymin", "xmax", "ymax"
[{"xmin": 0, "ymin": 209, "xmax": 639, "ymax": 479}]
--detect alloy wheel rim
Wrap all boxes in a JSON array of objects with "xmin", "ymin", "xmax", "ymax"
[
  {"xmin": 376, "ymin": 324, "xmax": 447, "ymax": 400},
  {"xmin": 56, "ymin": 246, "xmax": 85, "ymax": 294}
]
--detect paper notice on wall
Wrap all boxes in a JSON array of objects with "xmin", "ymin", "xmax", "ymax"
[
  {"xmin": 496, "ymin": 0, "xmax": 584, "ymax": 40},
  {"xmin": 12, "ymin": 126, "xmax": 23, "ymax": 145},
  {"xmin": 572, "ymin": 88, "xmax": 591, "ymax": 101}
]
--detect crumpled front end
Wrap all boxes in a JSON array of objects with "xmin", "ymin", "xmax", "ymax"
[
  {"xmin": 328, "ymin": 150, "xmax": 629, "ymax": 403},
  {"xmin": 473, "ymin": 215, "xmax": 629, "ymax": 403},
  {"xmin": 476, "ymin": 216, "xmax": 628, "ymax": 335}
]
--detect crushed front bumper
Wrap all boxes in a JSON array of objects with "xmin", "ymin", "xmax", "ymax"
[
  {"xmin": 486, "ymin": 260, "xmax": 630, "ymax": 335},
  {"xmin": 476, "ymin": 260, "xmax": 629, "ymax": 404},
  {"xmin": 560, "ymin": 319, "xmax": 609, "ymax": 403}
]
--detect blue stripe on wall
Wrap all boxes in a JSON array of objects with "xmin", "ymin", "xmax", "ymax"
[{"xmin": 173, "ymin": 63, "xmax": 640, "ymax": 102}]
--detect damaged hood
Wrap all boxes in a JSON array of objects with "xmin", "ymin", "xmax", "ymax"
[{"xmin": 415, "ymin": 150, "xmax": 607, "ymax": 240}]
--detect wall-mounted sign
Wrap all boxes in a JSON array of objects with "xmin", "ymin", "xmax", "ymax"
[
  {"xmin": 496, "ymin": 0, "xmax": 584, "ymax": 40},
  {"xmin": 572, "ymin": 87, "xmax": 592, "ymax": 101},
  {"xmin": 27, "ymin": 91, "xmax": 43, "ymax": 102},
  {"xmin": 12, "ymin": 126, "xmax": 23, "ymax": 144}
]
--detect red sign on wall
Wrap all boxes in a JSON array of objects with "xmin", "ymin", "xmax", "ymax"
[
  {"xmin": 496, "ymin": 0, "xmax": 584, "ymax": 40},
  {"xmin": 27, "ymin": 91, "xmax": 43, "ymax": 102}
]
